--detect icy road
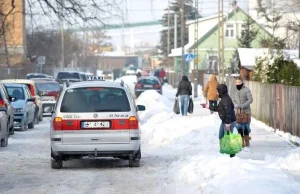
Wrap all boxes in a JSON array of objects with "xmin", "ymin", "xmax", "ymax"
[{"xmin": 1, "ymin": 85, "xmax": 300, "ymax": 194}]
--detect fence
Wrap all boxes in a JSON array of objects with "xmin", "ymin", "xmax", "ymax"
[
  {"xmin": 0, "ymin": 68, "xmax": 29, "ymax": 79},
  {"xmin": 224, "ymin": 78, "xmax": 300, "ymax": 139}
]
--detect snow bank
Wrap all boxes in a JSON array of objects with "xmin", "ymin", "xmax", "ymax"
[
  {"xmin": 170, "ymin": 150, "xmax": 300, "ymax": 194},
  {"xmin": 136, "ymin": 90, "xmax": 174, "ymax": 125},
  {"xmin": 138, "ymin": 86, "xmax": 300, "ymax": 194}
]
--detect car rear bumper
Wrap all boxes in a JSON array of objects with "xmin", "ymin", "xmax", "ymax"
[
  {"xmin": 51, "ymin": 141, "xmax": 140, "ymax": 156},
  {"xmin": 135, "ymin": 89, "xmax": 162, "ymax": 95}
]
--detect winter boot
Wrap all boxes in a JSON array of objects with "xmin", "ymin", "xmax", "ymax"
[{"xmin": 245, "ymin": 135, "xmax": 250, "ymax": 147}]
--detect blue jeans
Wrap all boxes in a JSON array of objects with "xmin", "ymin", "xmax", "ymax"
[
  {"xmin": 219, "ymin": 122, "xmax": 237, "ymax": 140},
  {"xmin": 236, "ymin": 123, "xmax": 251, "ymax": 133},
  {"xmin": 180, "ymin": 95, "xmax": 190, "ymax": 116}
]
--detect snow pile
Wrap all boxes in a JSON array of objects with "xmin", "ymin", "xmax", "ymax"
[
  {"xmin": 170, "ymin": 151, "xmax": 300, "ymax": 194},
  {"xmin": 138, "ymin": 86, "xmax": 300, "ymax": 194},
  {"xmin": 136, "ymin": 90, "xmax": 174, "ymax": 125}
]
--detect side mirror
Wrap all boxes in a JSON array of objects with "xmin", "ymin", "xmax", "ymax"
[
  {"xmin": 38, "ymin": 91, "xmax": 45, "ymax": 96},
  {"xmin": 27, "ymin": 98, "xmax": 35, "ymax": 102},
  {"xmin": 9, "ymin": 96, "xmax": 18, "ymax": 102},
  {"xmin": 137, "ymin": 105, "xmax": 146, "ymax": 111},
  {"xmin": 0, "ymin": 106, "xmax": 7, "ymax": 113}
]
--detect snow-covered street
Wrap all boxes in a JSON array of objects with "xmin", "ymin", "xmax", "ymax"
[{"xmin": 1, "ymin": 85, "xmax": 300, "ymax": 194}]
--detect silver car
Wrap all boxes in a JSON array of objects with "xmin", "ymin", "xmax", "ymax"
[
  {"xmin": 0, "ymin": 108, "xmax": 8, "ymax": 147},
  {"xmin": 50, "ymin": 81, "xmax": 146, "ymax": 169}
]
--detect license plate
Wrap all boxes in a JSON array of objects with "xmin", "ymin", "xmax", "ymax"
[
  {"xmin": 144, "ymin": 85, "xmax": 153, "ymax": 88},
  {"xmin": 81, "ymin": 121, "xmax": 110, "ymax": 129}
]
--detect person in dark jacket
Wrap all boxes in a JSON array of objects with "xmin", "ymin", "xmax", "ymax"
[
  {"xmin": 176, "ymin": 76, "xmax": 192, "ymax": 116},
  {"xmin": 217, "ymin": 84, "xmax": 237, "ymax": 157}
]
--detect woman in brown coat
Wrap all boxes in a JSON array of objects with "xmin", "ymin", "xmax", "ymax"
[{"xmin": 203, "ymin": 75, "xmax": 219, "ymax": 114}]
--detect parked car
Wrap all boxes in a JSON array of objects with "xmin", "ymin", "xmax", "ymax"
[
  {"xmin": 134, "ymin": 76, "xmax": 162, "ymax": 98},
  {"xmin": 102, "ymin": 70, "xmax": 113, "ymax": 81},
  {"xmin": 0, "ymin": 82, "xmax": 16, "ymax": 135},
  {"xmin": 0, "ymin": 107, "xmax": 9, "ymax": 147},
  {"xmin": 1, "ymin": 79, "xmax": 43, "ymax": 124},
  {"xmin": 56, "ymin": 71, "xmax": 82, "ymax": 85},
  {"xmin": 26, "ymin": 73, "xmax": 49, "ymax": 79},
  {"xmin": 79, "ymin": 72, "xmax": 88, "ymax": 81},
  {"xmin": 5, "ymin": 84, "xmax": 36, "ymax": 131},
  {"xmin": 50, "ymin": 81, "xmax": 146, "ymax": 169},
  {"xmin": 35, "ymin": 80, "xmax": 61, "ymax": 116}
]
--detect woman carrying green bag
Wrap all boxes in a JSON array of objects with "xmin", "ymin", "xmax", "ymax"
[{"xmin": 217, "ymin": 84, "xmax": 241, "ymax": 157}]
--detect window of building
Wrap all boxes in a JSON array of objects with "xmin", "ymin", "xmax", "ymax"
[{"xmin": 225, "ymin": 24, "xmax": 235, "ymax": 38}]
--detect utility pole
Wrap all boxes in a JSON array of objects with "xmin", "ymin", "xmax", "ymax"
[
  {"xmin": 167, "ymin": 0, "xmax": 170, "ymax": 55},
  {"xmin": 180, "ymin": 0, "xmax": 185, "ymax": 76},
  {"xmin": 60, "ymin": 3, "xmax": 65, "ymax": 70},
  {"xmin": 218, "ymin": 0, "xmax": 224, "ymax": 83},
  {"xmin": 174, "ymin": 14, "xmax": 178, "ymax": 49},
  {"xmin": 193, "ymin": 0, "xmax": 199, "ymax": 98}
]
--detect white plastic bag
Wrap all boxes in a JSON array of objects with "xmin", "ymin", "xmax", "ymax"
[{"xmin": 233, "ymin": 127, "xmax": 238, "ymax": 135}]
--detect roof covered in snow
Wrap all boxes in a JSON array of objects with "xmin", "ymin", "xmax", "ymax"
[{"xmin": 237, "ymin": 48, "xmax": 300, "ymax": 70}]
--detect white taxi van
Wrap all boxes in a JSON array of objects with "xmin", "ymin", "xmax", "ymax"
[{"xmin": 50, "ymin": 80, "xmax": 145, "ymax": 169}]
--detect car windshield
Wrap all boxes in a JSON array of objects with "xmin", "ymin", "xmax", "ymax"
[
  {"xmin": 26, "ymin": 74, "xmax": 47, "ymax": 79},
  {"xmin": 57, "ymin": 72, "xmax": 80, "ymax": 80},
  {"xmin": 6, "ymin": 87, "xmax": 25, "ymax": 100},
  {"xmin": 60, "ymin": 87, "xmax": 131, "ymax": 113},
  {"xmin": 138, "ymin": 78, "xmax": 159, "ymax": 85},
  {"xmin": 36, "ymin": 83, "xmax": 60, "ymax": 91}
]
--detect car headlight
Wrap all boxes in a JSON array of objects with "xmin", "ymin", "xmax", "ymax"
[{"xmin": 15, "ymin": 108, "xmax": 24, "ymax": 113}]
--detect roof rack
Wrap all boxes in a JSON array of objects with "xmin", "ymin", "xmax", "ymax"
[{"xmin": 120, "ymin": 80, "xmax": 124, "ymax": 87}]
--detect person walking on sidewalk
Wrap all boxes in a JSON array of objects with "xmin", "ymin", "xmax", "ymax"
[
  {"xmin": 232, "ymin": 78, "xmax": 253, "ymax": 147},
  {"xmin": 203, "ymin": 74, "xmax": 219, "ymax": 114},
  {"xmin": 217, "ymin": 84, "xmax": 237, "ymax": 157},
  {"xmin": 159, "ymin": 68, "xmax": 166, "ymax": 84},
  {"xmin": 176, "ymin": 76, "xmax": 192, "ymax": 116}
]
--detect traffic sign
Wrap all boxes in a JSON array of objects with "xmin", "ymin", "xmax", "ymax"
[{"xmin": 184, "ymin": 53, "xmax": 194, "ymax": 62}]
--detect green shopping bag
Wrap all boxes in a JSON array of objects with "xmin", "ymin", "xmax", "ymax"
[{"xmin": 220, "ymin": 131, "xmax": 243, "ymax": 155}]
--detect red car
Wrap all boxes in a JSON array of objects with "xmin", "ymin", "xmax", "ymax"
[{"xmin": 34, "ymin": 79, "xmax": 61, "ymax": 116}]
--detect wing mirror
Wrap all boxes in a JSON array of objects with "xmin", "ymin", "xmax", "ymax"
[
  {"xmin": 9, "ymin": 96, "xmax": 18, "ymax": 102},
  {"xmin": 27, "ymin": 98, "xmax": 35, "ymax": 102},
  {"xmin": 137, "ymin": 105, "xmax": 146, "ymax": 111}
]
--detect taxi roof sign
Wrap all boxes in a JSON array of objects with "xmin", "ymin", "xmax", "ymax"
[{"xmin": 89, "ymin": 76, "xmax": 105, "ymax": 81}]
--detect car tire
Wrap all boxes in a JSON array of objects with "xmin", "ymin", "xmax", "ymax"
[
  {"xmin": 0, "ymin": 131, "xmax": 8, "ymax": 147},
  {"xmin": 21, "ymin": 119, "xmax": 28, "ymax": 131},
  {"xmin": 34, "ymin": 114, "xmax": 39, "ymax": 125},
  {"xmin": 51, "ymin": 158, "xmax": 63, "ymax": 169},
  {"xmin": 39, "ymin": 113, "xmax": 43, "ymax": 122},
  {"xmin": 9, "ymin": 124, "xmax": 14, "ymax": 135},
  {"xmin": 28, "ymin": 120, "xmax": 34, "ymax": 129}
]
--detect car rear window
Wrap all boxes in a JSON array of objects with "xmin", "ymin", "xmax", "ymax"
[
  {"xmin": 37, "ymin": 83, "xmax": 60, "ymax": 91},
  {"xmin": 26, "ymin": 74, "xmax": 47, "ymax": 79},
  {"xmin": 60, "ymin": 87, "xmax": 131, "ymax": 113},
  {"xmin": 57, "ymin": 72, "xmax": 80, "ymax": 80},
  {"xmin": 138, "ymin": 78, "xmax": 159, "ymax": 85},
  {"xmin": 6, "ymin": 87, "xmax": 25, "ymax": 100}
]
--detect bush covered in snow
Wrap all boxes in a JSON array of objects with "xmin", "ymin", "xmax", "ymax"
[{"xmin": 253, "ymin": 54, "xmax": 300, "ymax": 86}]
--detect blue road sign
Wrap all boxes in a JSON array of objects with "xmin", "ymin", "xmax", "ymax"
[{"xmin": 184, "ymin": 53, "xmax": 195, "ymax": 62}]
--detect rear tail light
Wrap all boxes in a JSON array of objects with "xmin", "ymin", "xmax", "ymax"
[
  {"xmin": 154, "ymin": 84, "xmax": 161, "ymax": 89},
  {"xmin": 0, "ymin": 99, "xmax": 5, "ymax": 107},
  {"xmin": 53, "ymin": 117, "xmax": 80, "ymax": 130},
  {"xmin": 53, "ymin": 117, "xmax": 63, "ymax": 130},
  {"xmin": 129, "ymin": 116, "xmax": 138, "ymax": 129},
  {"xmin": 136, "ymin": 84, "xmax": 142, "ymax": 89}
]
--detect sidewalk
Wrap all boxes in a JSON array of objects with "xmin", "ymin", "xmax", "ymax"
[{"xmin": 164, "ymin": 85, "xmax": 296, "ymax": 160}]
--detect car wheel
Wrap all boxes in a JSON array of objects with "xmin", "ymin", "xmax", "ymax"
[
  {"xmin": 28, "ymin": 119, "xmax": 34, "ymax": 129},
  {"xmin": 51, "ymin": 158, "xmax": 63, "ymax": 169},
  {"xmin": 34, "ymin": 114, "xmax": 39, "ymax": 125},
  {"xmin": 0, "ymin": 131, "xmax": 8, "ymax": 147},
  {"xmin": 39, "ymin": 113, "xmax": 43, "ymax": 122},
  {"xmin": 9, "ymin": 124, "xmax": 14, "ymax": 135},
  {"xmin": 21, "ymin": 119, "xmax": 28, "ymax": 131}
]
